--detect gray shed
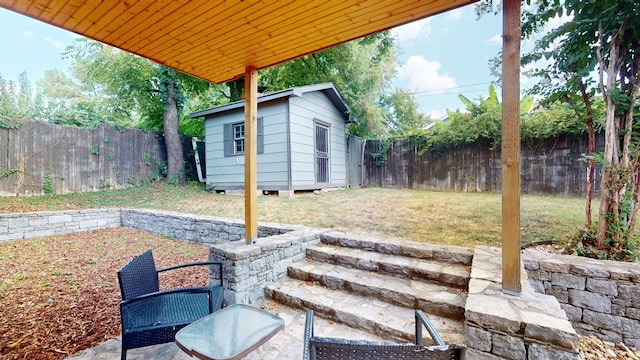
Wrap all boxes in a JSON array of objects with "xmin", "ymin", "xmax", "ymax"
[{"xmin": 190, "ymin": 83, "xmax": 356, "ymax": 195}]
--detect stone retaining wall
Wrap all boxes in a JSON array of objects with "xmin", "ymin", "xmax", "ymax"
[
  {"xmin": 208, "ymin": 228, "xmax": 325, "ymax": 305},
  {"xmin": 523, "ymin": 250, "xmax": 640, "ymax": 348},
  {"xmin": 121, "ymin": 209, "xmax": 295, "ymax": 245},
  {"xmin": 0, "ymin": 208, "xmax": 121, "ymax": 242},
  {"xmin": 0, "ymin": 208, "xmax": 297, "ymax": 246},
  {"xmin": 465, "ymin": 246, "xmax": 580, "ymax": 359}
]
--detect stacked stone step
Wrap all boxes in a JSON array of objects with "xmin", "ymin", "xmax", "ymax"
[{"xmin": 265, "ymin": 231, "xmax": 472, "ymax": 345}]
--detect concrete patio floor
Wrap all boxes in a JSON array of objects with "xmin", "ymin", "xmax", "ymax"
[{"xmin": 65, "ymin": 299, "xmax": 386, "ymax": 360}]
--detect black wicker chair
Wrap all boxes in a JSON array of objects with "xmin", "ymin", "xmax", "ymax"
[
  {"xmin": 303, "ymin": 310, "xmax": 465, "ymax": 360},
  {"xmin": 117, "ymin": 249, "xmax": 224, "ymax": 360}
]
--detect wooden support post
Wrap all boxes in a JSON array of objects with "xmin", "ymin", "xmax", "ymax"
[
  {"xmin": 244, "ymin": 67, "xmax": 258, "ymax": 244},
  {"xmin": 501, "ymin": 0, "xmax": 522, "ymax": 294}
]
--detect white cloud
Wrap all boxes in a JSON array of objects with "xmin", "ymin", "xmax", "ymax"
[
  {"xmin": 487, "ymin": 34, "xmax": 502, "ymax": 45},
  {"xmin": 398, "ymin": 55, "xmax": 457, "ymax": 94},
  {"xmin": 43, "ymin": 36, "xmax": 65, "ymax": 50},
  {"xmin": 392, "ymin": 18, "xmax": 432, "ymax": 42},
  {"xmin": 22, "ymin": 31, "xmax": 34, "ymax": 39},
  {"xmin": 545, "ymin": 13, "xmax": 572, "ymax": 32}
]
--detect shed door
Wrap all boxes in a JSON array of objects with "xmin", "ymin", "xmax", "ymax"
[{"xmin": 315, "ymin": 123, "xmax": 330, "ymax": 184}]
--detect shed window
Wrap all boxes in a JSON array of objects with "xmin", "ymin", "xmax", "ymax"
[
  {"xmin": 223, "ymin": 117, "xmax": 264, "ymax": 157},
  {"xmin": 233, "ymin": 123, "xmax": 245, "ymax": 154}
]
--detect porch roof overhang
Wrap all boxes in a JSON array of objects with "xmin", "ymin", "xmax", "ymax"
[{"xmin": 0, "ymin": 0, "xmax": 475, "ymax": 84}]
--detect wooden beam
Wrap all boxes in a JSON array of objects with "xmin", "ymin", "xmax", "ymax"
[
  {"xmin": 244, "ymin": 67, "xmax": 258, "ymax": 244},
  {"xmin": 501, "ymin": 0, "xmax": 522, "ymax": 294}
]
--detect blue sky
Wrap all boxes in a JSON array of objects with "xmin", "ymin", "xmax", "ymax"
[
  {"xmin": 0, "ymin": 4, "xmax": 508, "ymax": 119},
  {"xmin": 391, "ymin": 6, "xmax": 503, "ymax": 119},
  {"xmin": 0, "ymin": 10, "xmax": 77, "ymax": 85}
]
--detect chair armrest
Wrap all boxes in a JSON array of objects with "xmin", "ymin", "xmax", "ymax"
[
  {"xmin": 157, "ymin": 261, "xmax": 224, "ymax": 287},
  {"xmin": 302, "ymin": 310, "xmax": 315, "ymax": 360},
  {"xmin": 415, "ymin": 310, "xmax": 445, "ymax": 346}
]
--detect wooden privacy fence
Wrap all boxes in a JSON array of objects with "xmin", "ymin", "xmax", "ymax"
[
  {"xmin": 0, "ymin": 119, "xmax": 166, "ymax": 196},
  {"xmin": 363, "ymin": 133, "xmax": 603, "ymax": 196},
  {"xmin": 0, "ymin": 118, "xmax": 601, "ymax": 197}
]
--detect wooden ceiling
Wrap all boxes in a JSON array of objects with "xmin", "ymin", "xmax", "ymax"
[{"xmin": 0, "ymin": 0, "xmax": 476, "ymax": 84}]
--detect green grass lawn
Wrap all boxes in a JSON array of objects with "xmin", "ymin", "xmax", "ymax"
[{"xmin": 0, "ymin": 182, "xmax": 593, "ymax": 248}]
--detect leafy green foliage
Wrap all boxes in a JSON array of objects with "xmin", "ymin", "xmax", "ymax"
[
  {"xmin": 521, "ymin": 103, "xmax": 590, "ymax": 140},
  {"xmin": 523, "ymin": 0, "xmax": 640, "ymax": 259},
  {"xmin": 380, "ymin": 88, "xmax": 429, "ymax": 136},
  {"xmin": 180, "ymin": 84, "xmax": 230, "ymax": 138},
  {"xmin": 563, "ymin": 225, "xmax": 639, "ymax": 261},
  {"xmin": 64, "ymin": 39, "xmax": 216, "ymax": 184},
  {"xmin": 64, "ymin": 39, "xmax": 162, "ymax": 130},
  {"xmin": 43, "ymin": 169, "xmax": 54, "ymax": 195},
  {"xmin": 259, "ymin": 32, "xmax": 398, "ymax": 138},
  {"xmin": 0, "ymin": 116, "xmax": 21, "ymax": 129},
  {"xmin": 392, "ymin": 85, "xmax": 572, "ymax": 156},
  {"xmin": 369, "ymin": 83, "xmax": 590, "ymax": 169},
  {"xmin": 0, "ymin": 72, "xmax": 44, "ymax": 121},
  {"xmin": 0, "ymin": 168, "xmax": 19, "ymax": 179}
]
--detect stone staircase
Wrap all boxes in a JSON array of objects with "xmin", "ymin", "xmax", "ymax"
[{"xmin": 265, "ymin": 232, "xmax": 473, "ymax": 345}]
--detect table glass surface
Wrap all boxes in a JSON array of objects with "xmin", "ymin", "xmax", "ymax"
[{"xmin": 175, "ymin": 304, "xmax": 284, "ymax": 360}]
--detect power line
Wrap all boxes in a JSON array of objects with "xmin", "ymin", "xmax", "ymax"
[
  {"xmin": 415, "ymin": 89, "xmax": 490, "ymax": 97},
  {"xmin": 412, "ymin": 81, "xmax": 494, "ymax": 95}
]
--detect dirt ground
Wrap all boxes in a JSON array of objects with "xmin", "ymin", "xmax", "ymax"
[{"xmin": 0, "ymin": 228, "xmax": 209, "ymax": 360}]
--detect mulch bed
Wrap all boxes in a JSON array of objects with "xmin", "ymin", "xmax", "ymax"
[{"xmin": 0, "ymin": 228, "xmax": 209, "ymax": 360}]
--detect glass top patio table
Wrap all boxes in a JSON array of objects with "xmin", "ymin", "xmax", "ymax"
[{"xmin": 175, "ymin": 304, "xmax": 285, "ymax": 360}]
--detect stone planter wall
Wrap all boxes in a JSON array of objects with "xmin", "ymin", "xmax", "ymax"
[
  {"xmin": 465, "ymin": 246, "xmax": 580, "ymax": 359},
  {"xmin": 523, "ymin": 250, "xmax": 640, "ymax": 348},
  {"xmin": 0, "ymin": 208, "xmax": 121, "ymax": 242},
  {"xmin": 208, "ymin": 228, "xmax": 325, "ymax": 305},
  {"xmin": 0, "ymin": 207, "xmax": 298, "ymax": 246},
  {"xmin": 121, "ymin": 209, "xmax": 295, "ymax": 245}
]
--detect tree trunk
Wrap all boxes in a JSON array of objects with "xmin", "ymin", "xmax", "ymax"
[
  {"xmin": 163, "ymin": 72, "xmax": 185, "ymax": 185},
  {"xmin": 585, "ymin": 123, "xmax": 595, "ymax": 227},
  {"xmin": 576, "ymin": 81, "xmax": 596, "ymax": 228},
  {"xmin": 595, "ymin": 21, "xmax": 624, "ymax": 248},
  {"xmin": 228, "ymin": 78, "xmax": 245, "ymax": 101},
  {"xmin": 596, "ymin": 93, "xmax": 620, "ymax": 247},
  {"xmin": 627, "ymin": 160, "xmax": 640, "ymax": 236}
]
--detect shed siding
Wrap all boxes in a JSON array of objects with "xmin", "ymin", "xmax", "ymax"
[
  {"xmin": 204, "ymin": 100, "xmax": 289, "ymax": 189},
  {"xmin": 289, "ymin": 91, "xmax": 347, "ymax": 188}
]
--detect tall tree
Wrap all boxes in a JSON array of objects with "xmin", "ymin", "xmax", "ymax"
[
  {"xmin": 158, "ymin": 67, "xmax": 184, "ymax": 184},
  {"xmin": 181, "ymin": 83, "xmax": 231, "ymax": 138},
  {"xmin": 381, "ymin": 88, "xmax": 429, "ymax": 136},
  {"xmin": 260, "ymin": 32, "xmax": 398, "ymax": 138},
  {"xmin": 64, "ymin": 39, "xmax": 211, "ymax": 184},
  {"xmin": 35, "ymin": 69, "xmax": 128, "ymax": 128},
  {"xmin": 520, "ymin": 2, "xmax": 603, "ymax": 230},
  {"xmin": 523, "ymin": 0, "xmax": 640, "ymax": 259},
  {"xmin": 0, "ymin": 72, "xmax": 43, "ymax": 121}
]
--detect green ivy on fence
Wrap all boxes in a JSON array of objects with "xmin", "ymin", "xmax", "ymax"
[
  {"xmin": 0, "ymin": 117, "xmax": 22, "ymax": 129},
  {"xmin": 0, "ymin": 169, "xmax": 19, "ymax": 179}
]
